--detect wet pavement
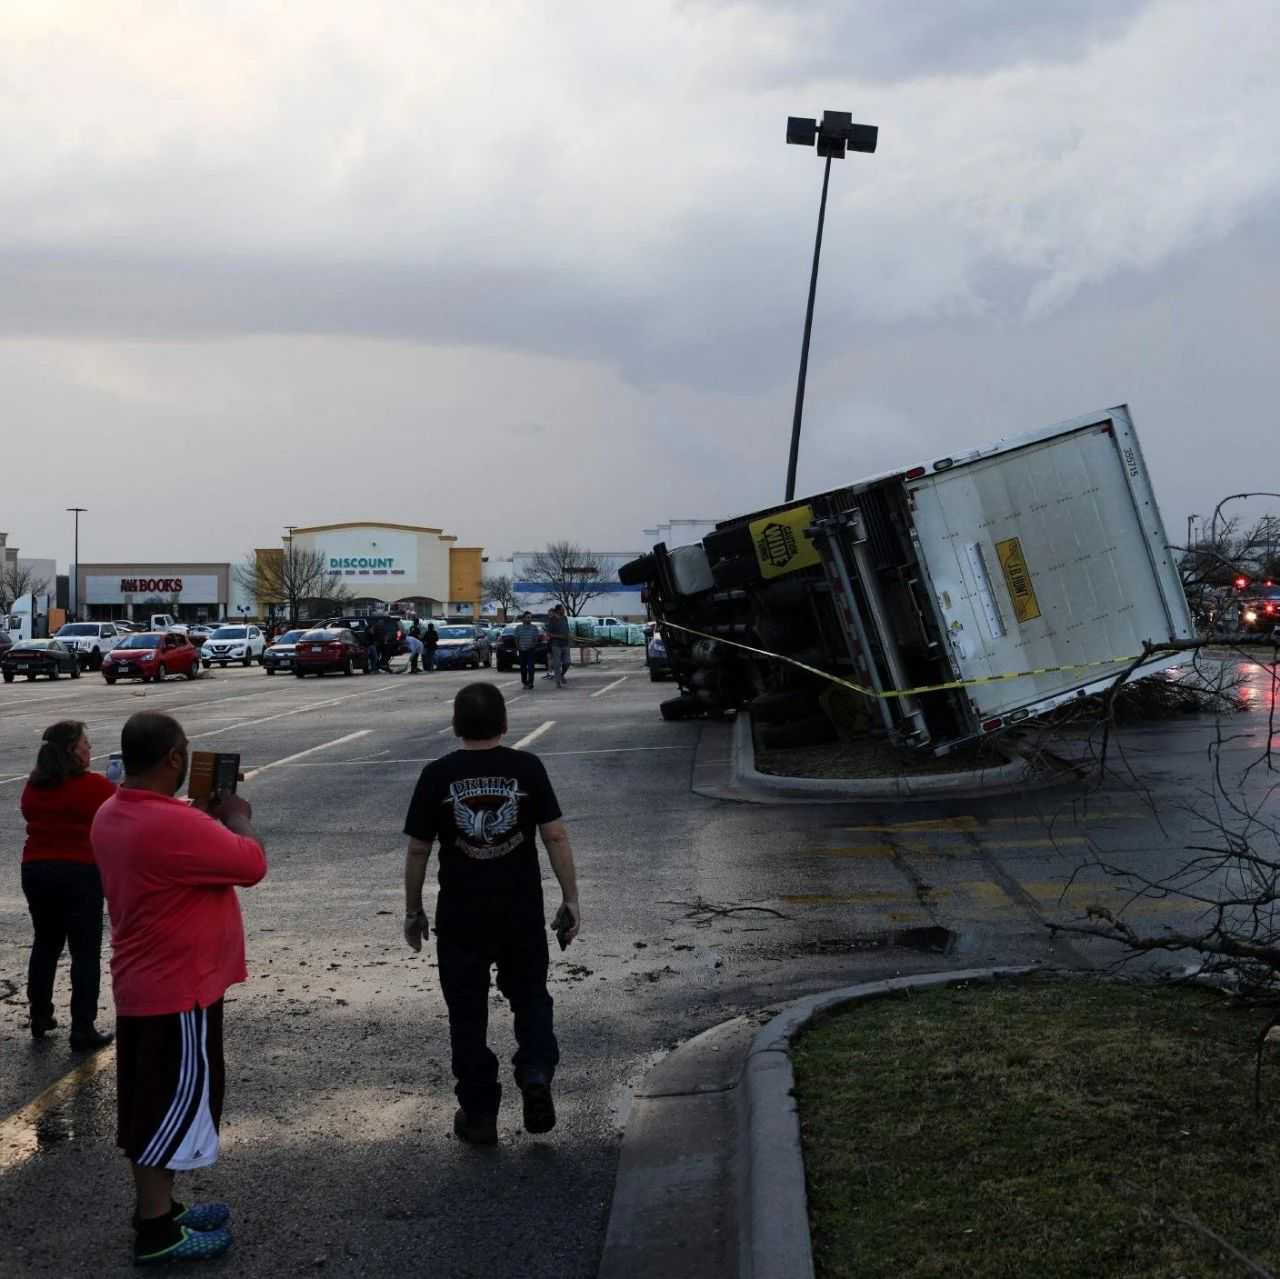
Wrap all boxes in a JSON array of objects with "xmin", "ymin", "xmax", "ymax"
[{"xmin": 0, "ymin": 650, "xmax": 1277, "ymax": 1276}]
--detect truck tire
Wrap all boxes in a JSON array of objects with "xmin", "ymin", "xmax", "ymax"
[{"xmin": 71, "ymin": 664, "xmax": 81, "ymax": 680}]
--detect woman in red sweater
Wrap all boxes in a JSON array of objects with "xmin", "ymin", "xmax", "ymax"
[{"xmin": 20, "ymin": 719, "xmax": 116, "ymax": 1051}]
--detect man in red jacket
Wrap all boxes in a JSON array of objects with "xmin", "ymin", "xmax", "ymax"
[{"xmin": 92, "ymin": 712, "xmax": 267, "ymax": 1267}]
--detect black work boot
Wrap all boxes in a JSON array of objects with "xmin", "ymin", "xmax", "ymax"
[
  {"xmin": 519, "ymin": 1072, "xmax": 556, "ymax": 1134},
  {"xmin": 453, "ymin": 1108, "xmax": 498, "ymax": 1146}
]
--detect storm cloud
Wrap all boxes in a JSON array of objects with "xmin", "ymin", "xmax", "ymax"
[{"xmin": 2, "ymin": 0, "xmax": 1277, "ymax": 564}]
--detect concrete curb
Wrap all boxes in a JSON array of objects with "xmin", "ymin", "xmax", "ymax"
[
  {"xmin": 597, "ymin": 966, "xmax": 1035, "ymax": 1279},
  {"xmin": 739, "ymin": 966, "xmax": 1035, "ymax": 1279},
  {"xmin": 732, "ymin": 712, "xmax": 1034, "ymax": 802}
]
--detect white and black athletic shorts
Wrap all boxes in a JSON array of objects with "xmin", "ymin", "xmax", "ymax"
[{"xmin": 116, "ymin": 1000, "xmax": 225, "ymax": 1170}]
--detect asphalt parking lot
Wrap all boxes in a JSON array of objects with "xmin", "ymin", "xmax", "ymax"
[{"xmin": 1, "ymin": 651, "xmax": 1277, "ymax": 1276}]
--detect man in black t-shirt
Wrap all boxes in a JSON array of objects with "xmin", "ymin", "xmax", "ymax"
[{"xmin": 402, "ymin": 683, "xmax": 581, "ymax": 1144}]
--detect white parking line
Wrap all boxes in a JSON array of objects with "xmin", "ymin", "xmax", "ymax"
[
  {"xmin": 514, "ymin": 721, "xmax": 555, "ymax": 750},
  {"xmin": 242, "ymin": 730, "xmax": 372, "ymax": 782},
  {"xmin": 589, "ymin": 675, "xmax": 629, "ymax": 699},
  {"xmin": 1, "ymin": 680, "xmax": 407, "ymax": 786}
]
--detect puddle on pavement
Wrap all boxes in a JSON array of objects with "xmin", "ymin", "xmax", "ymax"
[{"xmin": 792, "ymin": 925, "xmax": 957, "ymax": 957}]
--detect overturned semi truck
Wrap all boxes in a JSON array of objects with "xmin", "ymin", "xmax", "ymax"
[{"xmin": 619, "ymin": 405, "xmax": 1194, "ymax": 753}]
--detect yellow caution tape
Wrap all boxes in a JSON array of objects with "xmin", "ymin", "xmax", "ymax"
[{"xmin": 658, "ymin": 620, "xmax": 1144, "ymax": 702}]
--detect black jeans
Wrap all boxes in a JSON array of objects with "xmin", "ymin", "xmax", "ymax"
[
  {"xmin": 518, "ymin": 650, "xmax": 537, "ymax": 687},
  {"xmin": 22, "ymin": 860, "xmax": 104, "ymax": 1033},
  {"xmin": 436, "ymin": 915, "xmax": 558, "ymax": 1117}
]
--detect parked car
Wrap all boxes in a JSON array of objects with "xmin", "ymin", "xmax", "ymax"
[
  {"xmin": 54, "ymin": 621, "xmax": 124, "ymax": 669},
  {"xmin": 494, "ymin": 623, "xmax": 549, "ymax": 673},
  {"xmin": 324, "ymin": 615, "xmax": 407, "ymax": 659},
  {"xmin": 201, "ymin": 624, "xmax": 266, "ymax": 668},
  {"xmin": 187, "ymin": 622, "xmax": 221, "ymax": 648},
  {"xmin": 1240, "ymin": 586, "xmax": 1280, "ymax": 632},
  {"xmin": 2, "ymin": 639, "xmax": 81, "ymax": 682},
  {"xmin": 103, "ymin": 631, "xmax": 200, "ymax": 683},
  {"xmin": 646, "ymin": 632, "xmax": 672, "ymax": 682},
  {"xmin": 432, "ymin": 624, "xmax": 493, "ymax": 670},
  {"xmin": 262, "ymin": 628, "xmax": 308, "ymax": 674},
  {"xmin": 112, "ymin": 619, "xmax": 145, "ymax": 633},
  {"xmin": 294, "ymin": 628, "xmax": 369, "ymax": 677}
]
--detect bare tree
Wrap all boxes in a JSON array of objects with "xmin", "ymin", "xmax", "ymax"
[
  {"xmin": 481, "ymin": 575, "xmax": 519, "ymax": 619},
  {"xmin": 0, "ymin": 562, "xmax": 52, "ymax": 615},
  {"xmin": 1042, "ymin": 632, "xmax": 1280, "ymax": 1103},
  {"xmin": 234, "ymin": 546, "xmax": 352, "ymax": 626},
  {"xmin": 522, "ymin": 542, "xmax": 608, "ymax": 616}
]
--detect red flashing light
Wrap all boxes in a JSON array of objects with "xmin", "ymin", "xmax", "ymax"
[
  {"xmin": 1267, "ymin": 603, "xmax": 1277, "ymax": 615},
  {"xmin": 1235, "ymin": 576, "xmax": 1249, "ymax": 590},
  {"xmin": 904, "ymin": 466, "xmax": 927, "ymax": 481}
]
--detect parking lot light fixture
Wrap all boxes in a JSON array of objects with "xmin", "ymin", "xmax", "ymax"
[
  {"xmin": 783, "ymin": 111, "xmax": 878, "ymax": 503},
  {"xmin": 66, "ymin": 507, "xmax": 87, "ymax": 620}
]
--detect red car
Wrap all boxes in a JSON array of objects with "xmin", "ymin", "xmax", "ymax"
[
  {"xmin": 294, "ymin": 627, "xmax": 370, "ymax": 677},
  {"xmin": 102, "ymin": 631, "xmax": 200, "ymax": 684}
]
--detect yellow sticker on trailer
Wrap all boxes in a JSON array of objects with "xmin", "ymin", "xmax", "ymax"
[
  {"xmin": 750, "ymin": 505, "xmax": 822, "ymax": 579},
  {"xmin": 996, "ymin": 536, "xmax": 1041, "ymax": 624}
]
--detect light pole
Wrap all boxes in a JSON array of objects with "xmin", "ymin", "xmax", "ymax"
[
  {"xmin": 783, "ymin": 110, "xmax": 878, "ymax": 503},
  {"xmin": 66, "ymin": 507, "xmax": 87, "ymax": 620}
]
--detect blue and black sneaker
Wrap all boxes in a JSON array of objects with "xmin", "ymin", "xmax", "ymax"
[
  {"xmin": 134, "ymin": 1224, "xmax": 232, "ymax": 1266},
  {"xmin": 132, "ymin": 1202, "xmax": 231, "ymax": 1233},
  {"xmin": 174, "ymin": 1203, "xmax": 231, "ymax": 1232}
]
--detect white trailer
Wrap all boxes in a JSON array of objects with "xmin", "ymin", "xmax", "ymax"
[{"xmin": 626, "ymin": 404, "xmax": 1195, "ymax": 751}]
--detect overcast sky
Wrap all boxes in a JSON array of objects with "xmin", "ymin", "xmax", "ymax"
[{"xmin": 4, "ymin": 0, "xmax": 1278, "ymax": 572}]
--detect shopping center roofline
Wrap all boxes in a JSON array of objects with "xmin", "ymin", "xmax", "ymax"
[{"xmin": 288, "ymin": 521, "xmax": 446, "ymax": 536}]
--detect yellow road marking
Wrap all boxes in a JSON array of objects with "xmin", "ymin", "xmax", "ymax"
[{"xmin": 0, "ymin": 1047, "xmax": 115, "ymax": 1175}]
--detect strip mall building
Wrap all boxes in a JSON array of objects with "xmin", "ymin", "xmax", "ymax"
[{"xmin": 259, "ymin": 522, "xmax": 484, "ymax": 618}]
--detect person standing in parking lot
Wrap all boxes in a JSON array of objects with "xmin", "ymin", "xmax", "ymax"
[
  {"xmin": 546, "ymin": 605, "xmax": 570, "ymax": 688},
  {"xmin": 424, "ymin": 622, "xmax": 439, "ymax": 672},
  {"xmin": 19, "ymin": 720, "xmax": 116, "ymax": 1051},
  {"xmin": 92, "ymin": 711, "xmax": 267, "ymax": 1266},
  {"xmin": 402, "ymin": 683, "xmax": 580, "ymax": 1145},
  {"xmin": 513, "ymin": 612, "xmax": 541, "ymax": 689}
]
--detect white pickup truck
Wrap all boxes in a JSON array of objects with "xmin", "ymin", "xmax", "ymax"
[{"xmin": 54, "ymin": 622, "xmax": 125, "ymax": 669}]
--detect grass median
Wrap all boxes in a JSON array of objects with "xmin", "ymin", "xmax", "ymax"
[{"xmin": 792, "ymin": 975, "xmax": 1280, "ymax": 1278}]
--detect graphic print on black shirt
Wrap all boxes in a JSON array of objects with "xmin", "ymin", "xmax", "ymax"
[
  {"xmin": 403, "ymin": 746, "xmax": 562, "ymax": 914},
  {"xmin": 448, "ymin": 776, "xmax": 524, "ymax": 859}
]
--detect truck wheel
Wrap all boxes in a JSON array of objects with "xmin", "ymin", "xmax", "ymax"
[
  {"xmin": 158, "ymin": 664, "xmax": 169, "ymax": 681},
  {"xmin": 103, "ymin": 675, "xmax": 115, "ymax": 685},
  {"xmin": 186, "ymin": 663, "xmax": 198, "ymax": 680},
  {"xmin": 343, "ymin": 658, "xmax": 353, "ymax": 676},
  {"xmin": 202, "ymin": 660, "xmax": 211, "ymax": 669},
  {"xmin": 71, "ymin": 664, "xmax": 81, "ymax": 680},
  {"xmin": 242, "ymin": 654, "xmax": 251, "ymax": 667}
]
